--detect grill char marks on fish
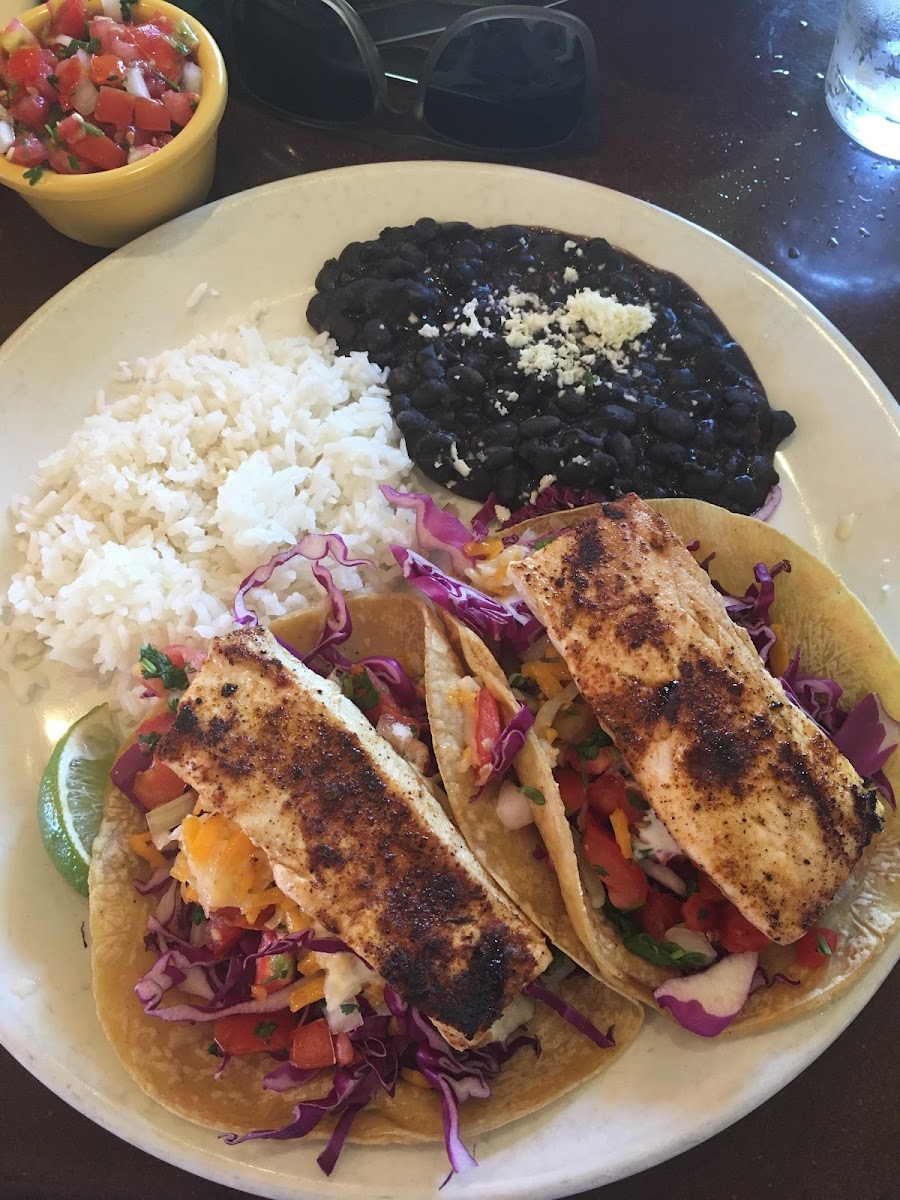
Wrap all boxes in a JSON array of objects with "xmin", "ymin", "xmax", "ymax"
[
  {"xmin": 508, "ymin": 494, "xmax": 881, "ymax": 945},
  {"xmin": 158, "ymin": 627, "xmax": 551, "ymax": 1048}
]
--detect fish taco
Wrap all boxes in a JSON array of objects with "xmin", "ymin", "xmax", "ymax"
[
  {"xmin": 90, "ymin": 567, "xmax": 642, "ymax": 1177},
  {"xmin": 387, "ymin": 492, "xmax": 900, "ymax": 1037}
]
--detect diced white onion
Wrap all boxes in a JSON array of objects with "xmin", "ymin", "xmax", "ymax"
[
  {"xmin": 127, "ymin": 144, "xmax": 160, "ymax": 165},
  {"xmin": 631, "ymin": 807, "xmax": 682, "ymax": 864},
  {"xmin": 496, "ymin": 781, "xmax": 535, "ymax": 830},
  {"xmin": 323, "ymin": 952, "xmax": 377, "ymax": 1033},
  {"xmin": 664, "ymin": 924, "xmax": 717, "ymax": 964},
  {"xmin": 0, "ymin": 121, "xmax": 14, "ymax": 155},
  {"xmin": 375, "ymin": 714, "xmax": 414, "ymax": 754},
  {"xmin": 71, "ymin": 77, "xmax": 99, "ymax": 117},
  {"xmin": 581, "ymin": 860, "xmax": 607, "ymax": 910},
  {"xmin": 639, "ymin": 858, "xmax": 687, "ymax": 897},
  {"xmin": 46, "ymin": 33, "xmax": 73, "ymax": 48},
  {"xmin": 74, "ymin": 48, "xmax": 91, "ymax": 70},
  {"xmin": 487, "ymin": 993, "xmax": 535, "ymax": 1043},
  {"xmin": 125, "ymin": 66, "xmax": 151, "ymax": 99},
  {"xmin": 101, "ymin": 0, "xmax": 123, "ymax": 17},
  {"xmin": 522, "ymin": 633, "xmax": 550, "ymax": 663},
  {"xmin": 181, "ymin": 61, "xmax": 203, "ymax": 95},
  {"xmin": 147, "ymin": 792, "xmax": 195, "ymax": 850},
  {"xmin": 533, "ymin": 680, "xmax": 578, "ymax": 741}
]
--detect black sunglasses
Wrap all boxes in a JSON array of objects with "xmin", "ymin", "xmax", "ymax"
[{"xmin": 220, "ymin": 0, "xmax": 600, "ymax": 154}]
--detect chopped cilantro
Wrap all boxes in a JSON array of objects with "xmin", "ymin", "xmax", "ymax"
[
  {"xmin": 81, "ymin": 120, "xmax": 104, "ymax": 137},
  {"xmin": 507, "ymin": 673, "xmax": 528, "ymax": 691},
  {"xmin": 817, "ymin": 933, "xmax": 833, "ymax": 957},
  {"xmin": 253, "ymin": 1021, "xmax": 279, "ymax": 1042},
  {"xmin": 522, "ymin": 786, "xmax": 545, "ymax": 806},
  {"xmin": 259, "ymin": 956, "xmax": 291, "ymax": 984},
  {"xmin": 626, "ymin": 790, "xmax": 649, "ymax": 810},
  {"xmin": 121, "ymin": 0, "xmax": 133, "ymax": 18},
  {"xmin": 67, "ymin": 154, "xmax": 80, "ymax": 170},
  {"xmin": 138, "ymin": 644, "xmax": 190, "ymax": 691},
  {"xmin": 137, "ymin": 730, "xmax": 160, "ymax": 753},
  {"xmin": 59, "ymin": 36, "xmax": 101, "ymax": 59},
  {"xmin": 340, "ymin": 668, "xmax": 379, "ymax": 712},
  {"xmin": 533, "ymin": 535, "xmax": 556, "ymax": 550},
  {"xmin": 190, "ymin": 906, "xmax": 205, "ymax": 926},
  {"xmin": 23, "ymin": 166, "xmax": 45, "ymax": 186},
  {"xmin": 168, "ymin": 695, "xmax": 180, "ymax": 713},
  {"xmin": 602, "ymin": 899, "xmax": 708, "ymax": 970},
  {"xmin": 594, "ymin": 865, "xmax": 609, "ymax": 877},
  {"xmin": 175, "ymin": 18, "xmax": 200, "ymax": 50},
  {"xmin": 684, "ymin": 876, "xmax": 699, "ymax": 899},
  {"xmin": 576, "ymin": 726, "xmax": 613, "ymax": 760},
  {"xmin": 208, "ymin": 1042, "xmax": 224, "ymax": 1057},
  {"xmin": 340, "ymin": 1003, "xmax": 359, "ymax": 1015},
  {"xmin": 161, "ymin": 75, "xmax": 181, "ymax": 91},
  {"xmin": 46, "ymin": 73, "xmax": 59, "ymax": 88}
]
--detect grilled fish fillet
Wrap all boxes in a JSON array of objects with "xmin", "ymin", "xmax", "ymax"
[
  {"xmin": 508, "ymin": 494, "xmax": 882, "ymax": 944},
  {"xmin": 157, "ymin": 626, "xmax": 550, "ymax": 1048}
]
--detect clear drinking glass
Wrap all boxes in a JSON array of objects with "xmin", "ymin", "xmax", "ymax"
[{"xmin": 825, "ymin": 0, "xmax": 900, "ymax": 159}]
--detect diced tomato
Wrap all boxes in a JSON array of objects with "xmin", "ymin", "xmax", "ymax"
[
  {"xmin": 56, "ymin": 112, "xmax": 87, "ymax": 144},
  {"xmin": 334, "ymin": 1033, "xmax": 357, "ymax": 1067},
  {"xmin": 638, "ymin": 888, "xmax": 683, "ymax": 942},
  {"xmin": 73, "ymin": 128, "xmax": 126, "ymax": 170},
  {"xmin": 7, "ymin": 132, "xmax": 48, "ymax": 165},
  {"xmin": 472, "ymin": 687, "xmax": 501, "ymax": 768},
  {"xmin": 290, "ymin": 1019, "xmax": 336, "ymax": 1070},
  {"xmin": 9, "ymin": 92, "xmax": 50, "ymax": 131},
  {"xmin": 253, "ymin": 930, "xmax": 296, "ymax": 995},
  {"xmin": 90, "ymin": 53, "xmax": 126, "ymax": 87},
  {"xmin": 6, "ymin": 45, "xmax": 40, "ymax": 84},
  {"xmin": 133, "ymin": 95, "xmax": 171, "ymax": 132},
  {"xmin": 132, "ymin": 756, "xmax": 186, "ymax": 810},
  {"xmin": 719, "ymin": 903, "xmax": 772, "ymax": 954},
  {"xmin": 161, "ymin": 88, "xmax": 197, "ymax": 127},
  {"xmin": 163, "ymin": 643, "xmax": 206, "ymax": 673},
  {"xmin": 214, "ymin": 1011, "xmax": 296, "ymax": 1057},
  {"xmin": 135, "ymin": 709, "xmax": 176, "ymax": 742},
  {"xmin": 586, "ymin": 772, "xmax": 645, "ymax": 826},
  {"xmin": 0, "ymin": 18, "xmax": 40, "ymax": 54},
  {"xmin": 48, "ymin": 144, "xmax": 95, "ymax": 173},
  {"xmin": 94, "ymin": 85, "xmax": 134, "ymax": 128},
  {"xmin": 794, "ymin": 927, "xmax": 838, "ymax": 970},
  {"xmin": 55, "ymin": 55, "xmax": 87, "ymax": 100},
  {"xmin": 202, "ymin": 910, "xmax": 245, "ymax": 958},
  {"xmin": 564, "ymin": 743, "xmax": 615, "ymax": 777},
  {"xmin": 146, "ymin": 12, "xmax": 177, "ymax": 36},
  {"xmin": 127, "ymin": 22, "xmax": 181, "ymax": 77},
  {"xmin": 554, "ymin": 767, "xmax": 587, "ymax": 815},
  {"xmin": 681, "ymin": 891, "xmax": 721, "ymax": 934},
  {"xmin": 581, "ymin": 814, "xmax": 649, "ymax": 910},
  {"xmin": 696, "ymin": 872, "xmax": 724, "ymax": 902},
  {"xmin": 48, "ymin": 0, "xmax": 90, "ymax": 41}
]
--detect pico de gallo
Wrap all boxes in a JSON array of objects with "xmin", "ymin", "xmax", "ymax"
[{"xmin": 0, "ymin": 0, "xmax": 203, "ymax": 183}]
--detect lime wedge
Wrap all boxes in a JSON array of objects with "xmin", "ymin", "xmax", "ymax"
[{"xmin": 38, "ymin": 703, "xmax": 120, "ymax": 897}]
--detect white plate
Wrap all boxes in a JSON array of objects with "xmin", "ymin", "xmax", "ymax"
[{"xmin": 1, "ymin": 163, "xmax": 898, "ymax": 1200}]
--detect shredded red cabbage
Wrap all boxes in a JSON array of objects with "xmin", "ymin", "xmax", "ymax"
[
  {"xmin": 489, "ymin": 704, "xmax": 535, "ymax": 780},
  {"xmin": 717, "ymin": 559, "xmax": 791, "ymax": 665},
  {"xmin": 354, "ymin": 654, "xmax": 421, "ymax": 713},
  {"xmin": 501, "ymin": 486, "xmax": 604, "ymax": 528},
  {"xmin": 109, "ymin": 740, "xmax": 153, "ymax": 811},
  {"xmin": 381, "ymin": 486, "xmax": 474, "ymax": 574},
  {"xmin": 470, "ymin": 494, "xmax": 498, "ymax": 539},
  {"xmin": 751, "ymin": 484, "xmax": 783, "ymax": 522},
  {"xmin": 390, "ymin": 546, "xmax": 543, "ymax": 653},
  {"xmin": 523, "ymin": 980, "xmax": 616, "ymax": 1049},
  {"xmin": 751, "ymin": 967, "xmax": 800, "ymax": 993},
  {"xmin": 231, "ymin": 534, "xmax": 374, "ymax": 631}
]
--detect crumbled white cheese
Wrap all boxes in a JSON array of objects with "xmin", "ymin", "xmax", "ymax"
[
  {"xmin": 563, "ymin": 239, "xmax": 577, "ymax": 252},
  {"xmin": 450, "ymin": 441, "xmax": 471, "ymax": 477},
  {"xmin": 458, "ymin": 297, "xmax": 488, "ymax": 338},
  {"xmin": 407, "ymin": 312, "xmax": 420, "ymax": 325},
  {"xmin": 563, "ymin": 266, "xmax": 579, "ymax": 284},
  {"xmin": 495, "ymin": 504, "xmax": 511, "ymax": 522},
  {"xmin": 418, "ymin": 324, "xmax": 440, "ymax": 339}
]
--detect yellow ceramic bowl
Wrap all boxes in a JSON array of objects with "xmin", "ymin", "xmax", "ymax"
[{"xmin": 0, "ymin": 0, "xmax": 227, "ymax": 247}]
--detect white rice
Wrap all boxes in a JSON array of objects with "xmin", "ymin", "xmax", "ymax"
[{"xmin": 0, "ymin": 320, "xmax": 416, "ymax": 714}]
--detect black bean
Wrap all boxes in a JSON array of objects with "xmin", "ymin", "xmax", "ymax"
[
  {"xmin": 557, "ymin": 389, "xmax": 588, "ymax": 417},
  {"xmin": 602, "ymin": 405, "xmax": 638, "ymax": 434},
  {"xmin": 481, "ymin": 445, "xmax": 516, "ymax": 470},
  {"xmin": 447, "ymin": 365, "xmax": 486, "ymax": 395},
  {"xmin": 324, "ymin": 310, "xmax": 357, "ymax": 343},
  {"xmin": 695, "ymin": 418, "xmax": 718, "ymax": 450},
  {"xmin": 391, "ymin": 393, "xmax": 411, "ymax": 413},
  {"xmin": 667, "ymin": 367, "xmax": 697, "ymax": 391},
  {"xmin": 413, "ymin": 217, "xmax": 440, "ymax": 242},
  {"xmin": 607, "ymin": 431, "xmax": 637, "ymax": 471},
  {"xmin": 388, "ymin": 366, "xmax": 416, "ymax": 393},
  {"xmin": 405, "ymin": 281, "xmax": 435, "ymax": 310},
  {"xmin": 337, "ymin": 241, "xmax": 365, "ymax": 272},
  {"xmin": 305, "ymin": 291, "xmax": 332, "ymax": 332},
  {"xmin": 648, "ymin": 441, "xmax": 688, "ymax": 466},
  {"xmin": 723, "ymin": 474, "xmax": 760, "ymax": 511},
  {"xmin": 520, "ymin": 440, "xmax": 564, "ymax": 475},
  {"xmin": 494, "ymin": 464, "xmax": 524, "ymax": 503},
  {"xmin": 448, "ymin": 261, "xmax": 477, "ymax": 287},
  {"xmin": 397, "ymin": 243, "xmax": 427, "ymax": 270},
  {"xmin": 584, "ymin": 238, "xmax": 622, "ymax": 270},
  {"xmin": 455, "ymin": 413, "xmax": 483, "ymax": 432},
  {"xmin": 668, "ymin": 330, "xmax": 704, "ymax": 356},
  {"xmin": 412, "ymin": 380, "xmax": 450, "ymax": 410},
  {"xmin": 396, "ymin": 409, "xmax": 431, "ymax": 436},
  {"xmin": 519, "ymin": 414, "xmax": 562, "ymax": 438},
  {"xmin": 314, "ymin": 260, "xmax": 341, "ymax": 292},
  {"xmin": 727, "ymin": 402, "xmax": 752, "ymax": 425},
  {"xmin": 677, "ymin": 388, "xmax": 716, "ymax": 417},
  {"xmin": 771, "ymin": 410, "xmax": 797, "ymax": 440},
  {"xmin": 418, "ymin": 356, "xmax": 445, "ymax": 381},
  {"xmin": 493, "ymin": 224, "xmax": 530, "ymax": 247},
  {"xmin": 650, "ymin": 407, "xmax": 696, "ymax": 442},
  {"xmin": 363, "ymin": 319, "xmax": 392, "ymax": 355},
  {"xmin": 483, "ymin": 421, "xmax": 518, "ymax": 445},
  {"xmin": 416, "ymin": 431, "xmax": 454, "ymax": 460}
]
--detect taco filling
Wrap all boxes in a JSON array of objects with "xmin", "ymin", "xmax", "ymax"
[
  {"xmin": 384, "ymin": 489, "xmax": 900, "ymax": 1037},
  {"xmin": 94, "ymin": 537, "xmax": 641, "ymax": 1176}
]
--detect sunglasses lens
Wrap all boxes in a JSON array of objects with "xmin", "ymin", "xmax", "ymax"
[
  {"xmin": 233, "ymin": 0, "xmax": 374, "ymax": 123},
  {"xmin": 423, "ymin": 17, "xmax": 586, "ymax": 149}
]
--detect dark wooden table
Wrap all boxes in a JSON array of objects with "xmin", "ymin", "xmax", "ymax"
[{"xmin": 1, "ymin": 1, "xmax": 897, "ymax": 1198}]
